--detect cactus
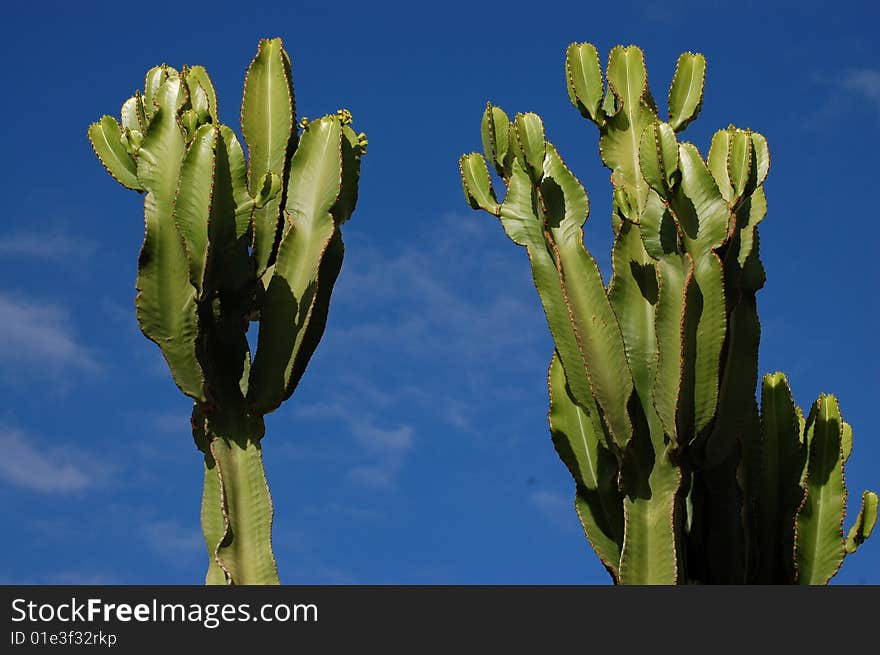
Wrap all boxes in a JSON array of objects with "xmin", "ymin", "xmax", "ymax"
[
  {"xmin": 460, "ymin": 43, "xmax": 876, "ymax": 583},
  {"xmin": 89, "ymin": 38, "xmax": 366, "ymax": 584}
]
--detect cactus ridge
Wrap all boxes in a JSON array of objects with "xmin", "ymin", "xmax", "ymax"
[
  {"xmin": 461, "ymin": 42, "xmax": 875, "ymax": 584},
  {"xmin": 90, "ymin": 38, "xmax": 365, "ymax": 584}
]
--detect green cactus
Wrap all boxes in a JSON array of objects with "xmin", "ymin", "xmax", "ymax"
[
  {"xmin": 461, "ymin": 43, "xmax": 876, "ymax": 583},
  {"xmin": 89, "ymin": 38, "xmax": 365, "ymax": 584}
]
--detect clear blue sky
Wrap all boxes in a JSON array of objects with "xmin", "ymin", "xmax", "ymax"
[{"xmin": 0, "ymin": 0, "xmax": 877, "ymax": 584}]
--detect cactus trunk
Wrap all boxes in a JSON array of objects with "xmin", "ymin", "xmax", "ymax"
[{"xmin": 194, "ymin": 407, "xmax": 278, "ymax": 585}]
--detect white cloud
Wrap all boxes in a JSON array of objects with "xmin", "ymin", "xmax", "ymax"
[
  {"xmin": 842, "ymin": 69, "xmax": 880, "ymax": 111},
  {"xmin": 303, "ymin": 502, "xmax": 385, "ymax": 521},
  {"xmin": 348, "ymin": 466, "xmax": 396, "ymax": 489},
  {"xmin": 293, "ymin": 402, "xmax": 412, "ymax": 488},
  {"xmin": 47, "ymin": 570, "xmax": 118, "ymax": 585},
  {"xmin": 0, "ymin": 426, "xmax": 97, "ymax": 493},
  {"xmin": 0, "ymin": 569, "xmax": 119, "ymax": 585},
  {"xmin": 0, "ymin": 293, "xmax": 99, "ymax": 376},
  {"xmin": 530, "ymin": 490, "xmax": 570, "ymax": 515},
  {"xmin": 142, "ymin": 520, "xmax": 204, "ymax": 557},
  {"xmin": 285, "ymin": 213, "xmax": 550, "ymax": 491},
  {"xmin": 0, "ymin": 231, "xmax": 95, "ymax": 259},
  {"xmin": 350, "ymin": 422, "xmax": 412, "ymax": 452},
  {"xmin": 804, "ymin": 68, "xmax": 880, "ymax": 128},
  {"xmin": 316, "ymin": 212, "xmax": 547, "ymax": 420}
]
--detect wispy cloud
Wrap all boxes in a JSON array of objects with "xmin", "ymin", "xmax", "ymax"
[
  {"xmin": 0, "ymin": 293, "xmax": 99, "ymax": 377},
  {"xmin": 0, "ymin": 426, "xmax": 104, "ymax": 493},
  {"xmin": 804, "ymin": 67, "xmax": 880, "ymax": 128},
  {"xmin": 842, "ymin": 69, "xmax": 880, "ymax": 112},
  {"xmin": 303, "ymin": 501, "xmax": 385, "ymax": 522},
  {"xmin": 142, "ymin": 520, "xmax": 204, "ymax": 557},
  {"xmin": 0, "ymin": 230, "xmax": 96, "ymax": 259},
  {"xmin": 281, "ymin": 213, "xmax": 548, "ymax": 491},
  {"xmin": 294, "ymin": 402, "xmax": 413, "ymax": 488},
  {"xmin": 347, "ymin": 466, "xmax": 397, "ymax": 489},
  {"xmin": 530, "ymin": 490, "xmax": 570, "ymax": 517},
  {"xmin": 47, "ymin": 570, "xmax": 118, "ymax": 585},
  {"xmin": 529, "ymin": 489, "xmax": 579, "ymax": 531},
  {"xmin": 0, "ymin": 569, "xmax": 119, "ymax": 585},
  {"xmin": 296, "ymin": 403, "xmax": 413, "ymax": 453}
]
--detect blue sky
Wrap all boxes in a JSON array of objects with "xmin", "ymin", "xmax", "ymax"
[{"xmin": 0, "ymin": 0, "xmax": 877, "ymax": 584}]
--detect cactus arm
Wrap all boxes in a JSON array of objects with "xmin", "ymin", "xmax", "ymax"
[
  {"xmin": 845, "ymin": 491, "xmax": 878, "ymax": 554},
  {"xmin": 795, "ymin": 395, "xmax": 847, "ymax": 584},
  {"xmin": 242, "ymin": 37, "xmax": 296, "ymax": 277},
  {"xmin": 143, "ymin": 65, "xmax": 169, "ymax": 122},
  {"xmin": 199, "ymin": 129, "xmax": 256, "ymax": 406},
  {"xmin": 173, "ymin": 124, "xmax": 217, "ymax": 296},
  {"xmin": 611, "ymin": 185, "xmax": 687, "ymax": 584},
  {"xmin": 88, "ymin": 115, "xmax": 141, "ymax": 190},
  {"xmin": 277, "ymin": 126, "xmax": 361, "ymax": 392},
  {"xmin": 121, "ymin": 96, "xmax": 143, "ymax": 132},
  {"xmin": 601, "ymin": 45, "xmax": 657, "ymax": 213},
  {"xmin": 134, "ymin": 76, "xmax": 205, "ymax": 401},
  {"xmin": 608, "ymin": 226, "xmax": 682, "ymax": 585},
  {"xmin": 513, "ymin": 113, "xmax": 546, "ymax": 182},
  {"xmin": 481, "ymin": 103, "xmax": 514, "ymax": 179},
  {"xmin": 727, "ymin": 131, "xmax": 758, "ymax": 202},
  {"xmin": 460, "ymin": 153, "xmax": 500, "ymax": 214},
  {"xmin": 638, "ymin": 122, "xmax": 679, "ymax": 197},
  {"xmin": 565, "ymin": 42, "xmax": 604, "ymax": 124},
  {"xmin": 541, "ymin": 144, "xmax": 634, "ymax": 451},
  {"xmin": 185, "ymin": 65, "xmax": 218, "ymax": 122},
  {"xmin": 755, "ymin": 372, "xmax": 806, "ymax": 582},
  {"xmin": 707, "ymin": 129, "xmax": 733, "ymax": 201},
  {"xmin": 248, "ymin": 116, "xmax": 343, "ymax": 414},
  {"xmin": 495, "ymin": 160, "xmax": 598, "ymax": 418},
  {"xmin": 548, "ymin": 354, "xmax": 623, "ymax": 580},
  {"xmin": 618, "ymin": 436, "xmax": 682, "ymax": 584},
  {"xmin": 607, "ymin": 222, "xmax": 658, "ymax": 411},
  {"xmin": 675, "ymin": 143, "xmax": 731, "ymax": 251},
  {"xmin": 332, "ymin": 124, "xmax": 365, "ymax": 224},
  {"xmin": 652, "ymin": 254, "xmax": 693, "ymax": 446},
  {"xmin": 638, "ymin": 191, "xmax": 679, "ymax": 259},
  {"xmin": 686, "ymin": 255, "xmax": 724, "ymax": 442},
  {"xmin": 736, "ymin": 186, "xmax": 766, "ymax": 277},
  {"xmin": 209, "ymin": 127, "xmax": 256, "ymax": 295},
  {"xmin": 668, "ymin": 144, "xmax": 731, "ymax": 441},
  {"xmin": 667, "ymin": 53, "xmax": 706, "ymax": 133},
  {"xmin": 286, "ymin": 232, "xmax": 344, "ymax": 392},
  {"xmin": 751, "ymin": 133, "xmax": 770, "ymax": 186},
  {"xmin": 495, "ymin": 159, "xmax": 604, "ymax": 433},
  {"xmin": 221, "ymin": 125, "xmax": 257, "ymax": 244}
]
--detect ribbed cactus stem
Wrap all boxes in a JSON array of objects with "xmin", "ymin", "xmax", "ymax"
[
  {"xmin": 461, "ymin": 42, "xmax": 875, "ymax": 584},
  {"xmin": 194, "ymin": 406, "xmax": 278, "ymax": 585},
  {"xmin": 89, "ymin": 38, "xmax": 365, "ymax": 585}
]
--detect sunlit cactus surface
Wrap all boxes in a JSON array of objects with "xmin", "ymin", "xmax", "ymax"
[
  {"xmin": 89, "ymin": 37, "xmax": 366, "ymax": 584},
  {"xmin": 460, "ymin": 43, "xmax": 876, "ymax": 584}
]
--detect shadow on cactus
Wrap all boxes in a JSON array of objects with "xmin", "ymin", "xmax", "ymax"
[
  {"xmin": 88, "ymin": 38, "xmax": 366, "ymax": 584},
  {"xmin": 460, "ymin": 43, "xmax": 876, "ymax": 583}
]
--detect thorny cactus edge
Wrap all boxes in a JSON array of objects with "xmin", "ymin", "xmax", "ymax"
[
  {"xmin": 89, "ymin": 37, "xmax": 366, "ymax": 584},
  {"xmin": 460, "ymin": 43, "xmax": 876, "ymax": 584}
]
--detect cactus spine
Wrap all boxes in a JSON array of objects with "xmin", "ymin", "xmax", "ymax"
[
  {"xmin": 460, "ymin": 43, "xmax": 876, "ymax": 583},
  {"xmin": 89, "ymin": 38, "xmax": 366, "ymax": 584}
]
